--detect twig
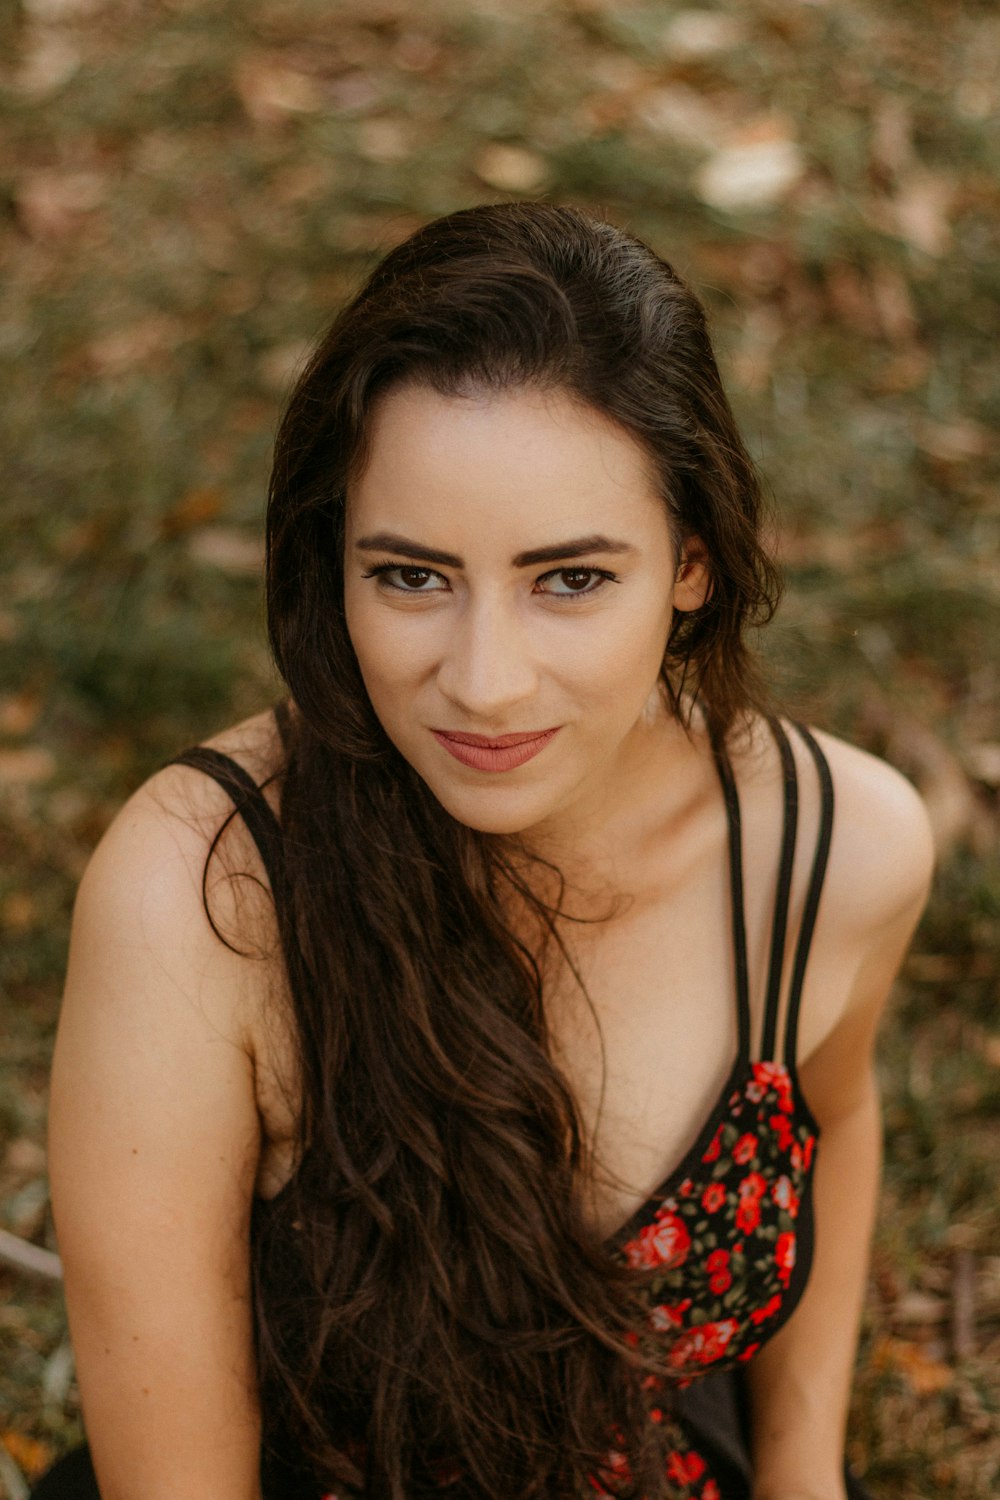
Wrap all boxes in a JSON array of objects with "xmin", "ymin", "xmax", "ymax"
[
  {"xmin": 950, "ymin": 1248, "xmax": 976, "ymax": 1361},
  {"xmin": 0, "ymin": 1229, "xmax": 63, "ymax": 1282}
]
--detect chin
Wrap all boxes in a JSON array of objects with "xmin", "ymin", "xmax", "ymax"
[{"xmin": 420, "ymin": 777, "xmax": 554, "ymax": 837}]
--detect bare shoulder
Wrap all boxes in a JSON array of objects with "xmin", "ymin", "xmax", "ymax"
[
  {"xmin": 807, "ymin": 725, "xmax": 936, "ymax": 930},
  {"xmin": 73, "ymin": 705, "xmax": 290, "ymax": 1037}
]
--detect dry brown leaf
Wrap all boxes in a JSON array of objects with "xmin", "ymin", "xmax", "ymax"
[
  {"xmin": 357, "ymin": 118, "xmax": 411, "ymax": 163},
  {"xmin": 0, "ymin": 692, "xmax": 41, "ymax": 737},
  {"xmin": 965, "ymin": 742, "xmax": 1000, "ymax": 788},
  {"xmin": 473, "ymin": 144, "xmax": 550, "ymax": 194},
  {"xmin": 3, "ymin": 1139, "xmax": 47, "ymax": 1177},
  {"xmin": 917, "ymin": 418, "xmax": 994, "ymax": 464},
  {"xmin": 13, "ymin": 32, "xmax": 81, "ymax": 99},
  {"xmin": 892, "ymin": 171, "xmax": 955, "ymax": 257},
  {"xmin": 634, "ymin": 84, "xmax": 727, "ymax": 148},
  {"xmin": 693, "ymin": 122, "xmax": 805, "ymax": 211},
  {"xmin": 1, "ymin": 893, "xmax": 38, "ymax": 932},
  {"xmin": 15, "ymin": 169, "xmax": 106, "ymax": 239},
  {"xmin": 1, "ymin": 1429, "xmax": 53, "ymax": 1480},
  {"xmin": 257, "ymin": 340, "xmax": 312, "ymax": 393},
  {"xmin": 86, "ymin": 315, "xmax": 184, "ymax": 376},
  {"xmin": 892, "ymin": 1291, "xmax": 948, "ymax": 1324},
  {"xmin": 187, "ymin": 527, "xmax": 263, "ymax": 575},
  {"xmin": 871, "ymin": 1334, "xmax": 953, "ymax": 1395},
  {"xmin": 160, "ymin": 487, "xmax": 225, "ymax": 540},
  {"xmin": 233, "ymin": 54, "xmax": 325, "ymax": 123},
  {"xmin": 0, "ymin": 747, "xmax": 56, "ymax": 786},
  {"xmin": 660, "ymin": 10, "xmax": 745, "ymax": 57}
]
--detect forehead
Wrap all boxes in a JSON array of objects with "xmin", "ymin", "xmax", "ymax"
[{"xmin": 345, "ymin": 382, "xmax": 672, "ymax": 546}]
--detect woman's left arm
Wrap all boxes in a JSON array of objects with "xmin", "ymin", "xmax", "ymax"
[{"xmin": 747, "ymin": 748, "xmax": 936, "ymax": 1500}]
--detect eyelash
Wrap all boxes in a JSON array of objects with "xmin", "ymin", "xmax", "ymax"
[{"xmin": 360, "ymin": 560, "xmax": 619, "ymax": 600}]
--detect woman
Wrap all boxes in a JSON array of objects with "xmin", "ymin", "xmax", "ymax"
[{"xmin": 40, "ymin": 202, "xmax": 933, "ymax": 1500}]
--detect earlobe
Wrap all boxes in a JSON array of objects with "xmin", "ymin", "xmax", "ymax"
[{"xmin": 673, "ymin": 537, "xmax": 712, "ymax": 612}]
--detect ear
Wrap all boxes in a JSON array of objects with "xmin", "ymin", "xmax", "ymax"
[{"xmin": 672, "ymin": 535, "xmax": 712, "ymax": 612}]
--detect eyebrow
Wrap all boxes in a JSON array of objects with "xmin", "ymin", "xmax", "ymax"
[{"xmin": 354, "ymin": 531, "xmax": 637, "ymax": 568}]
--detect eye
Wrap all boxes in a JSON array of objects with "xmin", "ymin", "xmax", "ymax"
[
  {"xmin": 361, "ymin": 562, "xmax": 448, "ymax": 594},
  {"xmin": 536, "ymin": 567, "xmax": 618, "ymax": 599}
]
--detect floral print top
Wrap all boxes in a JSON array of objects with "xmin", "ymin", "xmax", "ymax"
[{"xmin": 586, "ymin": 1056, "xmax": 821, "ymax": 1500}]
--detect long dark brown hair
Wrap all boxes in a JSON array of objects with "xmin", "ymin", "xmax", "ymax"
[{"xmin": 241, "ymin": 201, "xmax": 780, "ymax": 1499}]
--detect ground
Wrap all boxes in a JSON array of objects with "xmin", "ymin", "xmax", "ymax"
[{"xmin": 0, "ymin": 0, "xmax": 999, "ymax": 1495}]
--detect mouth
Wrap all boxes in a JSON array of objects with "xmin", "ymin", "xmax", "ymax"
[
  {"xmin": 432, "ymin": 729, "xmax": 558, "ymax": 748},
  {"xmin": 430, "ymin": 726, "xmax": 561, "ymax": 773}
]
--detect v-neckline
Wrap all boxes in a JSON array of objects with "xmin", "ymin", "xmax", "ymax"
[{"xmin": 598, "ymin": 729, "xmax": 752, "ymax": 1248}]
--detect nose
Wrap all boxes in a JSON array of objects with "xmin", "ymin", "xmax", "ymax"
[{"xmin": 435, "ymin": 592, "xmax": 539, "ymax": 723}]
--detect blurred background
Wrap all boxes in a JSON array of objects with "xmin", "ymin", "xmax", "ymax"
[{"xmin": 1, "ymin": 0, "xmax": 998, "ymax": 1494}]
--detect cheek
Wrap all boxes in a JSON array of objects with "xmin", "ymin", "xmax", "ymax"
[
  {"xmin": 564, "ymin": 593, "xmax": 672, "ymax": 689},
  {"xmin": 345, "ymin": 593, "xmax": 430, "ymax": 706}
]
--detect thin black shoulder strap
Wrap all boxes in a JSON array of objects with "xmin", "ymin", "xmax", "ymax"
[
  {"xmin": 783, "ymin": 722, "xmax": 835, "ymax": 1073},
  {"xmin": 709, "ymin": 728, "xmax": 752, "ymax": 1066},
  {"xmin": 165, "ymin": 745, "xmax": 288, "ymax": 908},
  {"xmin": 760, "ymin": 717, "xmax": 799, "ymax": 1060}
]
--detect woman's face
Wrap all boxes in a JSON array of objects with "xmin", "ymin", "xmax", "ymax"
[{"xmin": 343, "ymin": 383, "xmax": 709, "ymax": 843}]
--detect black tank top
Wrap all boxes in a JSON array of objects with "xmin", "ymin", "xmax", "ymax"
[{"xmin": 165, "ymin": 707, "xmax": 835, "ymax": 1500}]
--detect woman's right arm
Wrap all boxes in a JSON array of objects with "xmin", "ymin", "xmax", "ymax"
[{"xmin": 48, "ymin": 765, "xmax": 271, "ymax": 1500}]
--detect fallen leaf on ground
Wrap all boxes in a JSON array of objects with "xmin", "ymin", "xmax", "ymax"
[
  {"xmin": 871, "ymin": 1335, "xmax": 953, "ymax": 1395},
  {"xmin": 0, "ymin": 748, "xmax": 57, "ymax": 786},
  {"xmin": 473, "ymin": 144, "xmax": 550, "ymax": 193},
  {"xmin": 187, "ymin": 527, "xmax": 263, "ymax": 574}
]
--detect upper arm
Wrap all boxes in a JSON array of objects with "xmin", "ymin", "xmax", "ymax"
[
  {"xmin": 49, "ymin": 764, "xmax": 272, "ymax": 1500},
  {"xmin": 797, "ymin": 736, "xmax": 935, "ymax": 1127}
]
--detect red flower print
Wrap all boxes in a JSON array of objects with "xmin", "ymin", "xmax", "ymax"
[
  {"xmin": 739, "ymin": 1171, "xmax": 767, "ymax": 1200},
  {"xmin": 701, "ymin": 1182, "xmax": 726, "ymax": 1214},
  {"xmin": 751, "ymin": 1061, "xmax": 794, "ymax": 1112},
  {"xmin": 679, "ymin": 1177, "xmax": 694, "ymax": 1196},
  {"xmin": 790, "ymin": 1141, "xmax": 803, "ymax": 1171},
  {"xmin": 749, "ymin": 1292, "xmax": 782, "ymax": 1326},
  {"xmin": 771, "ymin": 1174, "xmax": 800, "ymax": 1217},
  {"xmin": 775, "ymin": 1231, "xmax": 796, "ymax": 1286},
  {"xmin": 803, "ymin": 1134, "xmax": 816, "ymax": 1170},
  {"xmin": 732, "ymin": 1132, "xmax": 758, "ymax": 1164},
  {"xmin": 735, "ymin": 1195, "xmax": 760, "ymax": 1234},
  {"xmin": 666, "ymin": 1449, "xmax": 707, "ymax": 1484},
  {"xmin": 666, "ymin": 1317, "xmax": 739, "ymax": 1369},
  {"xmin": 737, "ymin": 1342, "xmax": 761, "ymax": 1364},
  {"xmin": 702, "ymin": 1483, "xmax": 721, "ymax": 1500},
  {"xmin": 649, "ymin": 1297, "xmax": 692, "ymax": 1332},
  {"xmin": 769, "ymin": 1112, "xmax": 794, "ymax": 1151},
  {"xmin": 736, "ymin": 1171, "xmax": 766, "ymax": 1229},
  {"xmin": 601, "ymin": 1448, "xmax": 631, "ymax": 1483},
  {"xmin": 703, "ymin": 1125, "xmax": 724, "ymax": 1162},
  {"xmin": 706, "ymin": 1248, "xmax": 732, "ymax": 1295},
  {"xmin": 626, "ymin": 1212, "xmax": 691, "ymax": 1270},
  {"xmin": 649, "ymin": 1406, "xmax": 663, "ymax": 1423}
]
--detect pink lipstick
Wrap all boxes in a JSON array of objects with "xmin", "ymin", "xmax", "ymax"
[{"xmin": 431, "ymin": 727, "xmax": 560, "ymax": 773}]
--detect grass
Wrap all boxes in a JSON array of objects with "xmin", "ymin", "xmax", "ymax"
[{"xmin": 1, "ymin": 0, "xmax": 998, "ymax": 1493}]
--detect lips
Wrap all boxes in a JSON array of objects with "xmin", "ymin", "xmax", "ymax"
[
  {"xmin": 431, "ymin": 727, "xmax": 560, "ymax": 772},
  {"xmin": 433, "ymin": 729, "xmax": 556, "ymax": 748}
]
